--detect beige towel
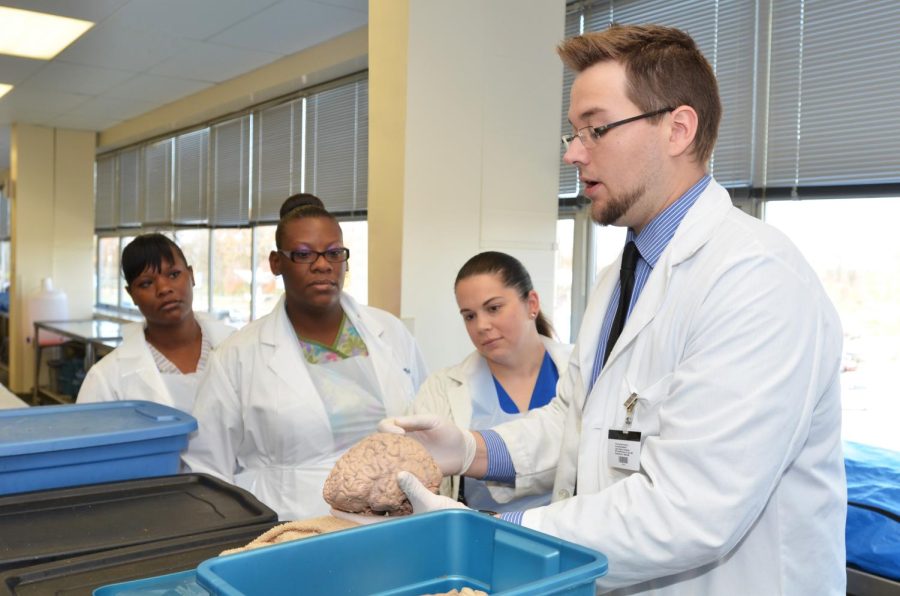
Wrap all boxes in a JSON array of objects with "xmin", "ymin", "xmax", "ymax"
[
  {"xmin": 423, "ymin": 590, "xmax": 488, "ymax": 596},
  {"xmin": 220, "ymin": 515, "xmax": 359, "ymax": 555}
]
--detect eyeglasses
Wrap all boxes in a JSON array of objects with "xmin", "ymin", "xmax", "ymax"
[
  {"xmin": 561, "ymin": 107, "xmax": 674, "ymax": 150},
  {"xmin": 278, "ymin": 247, "xmax": 350, "ymax": 264}
]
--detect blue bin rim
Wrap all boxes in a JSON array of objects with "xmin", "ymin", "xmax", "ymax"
[
  {"xmin": 93, "ymin": 569, "xmax": 199, "ymax": 595},
  {"xmin": 0, "ymin": 400, "xmax": 197, "ymax": 456},
  {"xmin": 197, "ymin": 509, "xmax": 608, "ymax": 595}
]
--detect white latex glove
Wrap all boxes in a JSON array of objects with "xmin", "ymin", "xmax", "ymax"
[
  {"xmin": 396, "ymin": 471, "xmax": 469, "ymax": 514},
  {"xmin": 377, "ymin": 415, "xmax": 476, "ymax": 475}
]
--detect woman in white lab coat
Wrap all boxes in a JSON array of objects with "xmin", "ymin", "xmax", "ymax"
[
  {"xmin": 184, "ymin": 200, "xmax": 427, "ymax": 521},
  {"xmin": 77, "ymin": 234, "xmax": 234, "ymax": 413},
  {"xmin": 411, "ymin": 251, "xmax": 572, "ymax": 513}
]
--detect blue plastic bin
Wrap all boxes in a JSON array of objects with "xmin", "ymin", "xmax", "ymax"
[
  {"xmin": 0, "ymin": 400, "xmax": 197, "ymax": 495},
  {"xmin": 94, "ymin": 569, "xmax": 209, "ymax": 595},
  {"xmin": 197, "ymin": 509, "xmax": 608, "ymax": 595}
]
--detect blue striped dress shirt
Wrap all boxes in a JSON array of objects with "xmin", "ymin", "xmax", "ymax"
[{"xmin": 494, "ymin": 174, "xmax": 712, "ymax": 524}]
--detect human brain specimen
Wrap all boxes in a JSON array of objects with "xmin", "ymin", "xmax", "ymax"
[{"xmin": 324, "ymin": 433, "xmax": 442, "ymax": 517}]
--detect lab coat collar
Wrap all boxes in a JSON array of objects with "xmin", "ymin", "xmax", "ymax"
[
  {"xmin": 263, "ymin": 295, "xmax": 309, "ymax": 388},
  {"xmin": 261, "ymin": 293, "xmax": 403, "ymax": 410},
  {"xmin": 446, "ymin": 335, "xmax": 570, "ymax": 386},
  {"xmin": 578, "ymin": 178, "xmax": 734, "ymax": 378},
  {"xmin": 118, "ymin": 313, "xmax": 231, "ymax": 401},
  {"xmin": 117, "ymin": 322, "xmax": 168, "ymax": 402}
]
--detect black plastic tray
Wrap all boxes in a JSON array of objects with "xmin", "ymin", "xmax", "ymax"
[
  {"xmin": 0, "ymin": 522, "xmax": 278, "ymax": 595},
  {"xmin": 0, "ymin": 473, "xmax": 277, "ymax": 572}
]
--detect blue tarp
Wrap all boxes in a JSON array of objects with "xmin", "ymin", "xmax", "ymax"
[{"xmin": 844, "ymin": 441, "xmax": 900, "ymax": 581}]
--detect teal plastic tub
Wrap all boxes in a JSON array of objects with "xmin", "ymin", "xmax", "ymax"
[
  {"xmin": 0, "ymin": 400, "xmax": 196, "ymax": 495},
  {"xmin": 94, "ymin": 570, "xmax": 208, "ymax": 595},
  {"xmin": 197, "ymin": 509, "xmax": 608, "ymax": 595}
]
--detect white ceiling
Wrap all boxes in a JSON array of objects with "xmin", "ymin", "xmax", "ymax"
[{"xmin": 0, "ymin": 0, "xmax": 368, "ymax": 169}]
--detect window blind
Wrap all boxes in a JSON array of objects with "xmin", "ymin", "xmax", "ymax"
[
  {"xmin": 117, "ymin": 148, "xmax": 141, "ymax": 228},
  {"xmin": 174, "ymin": 129, "xmax": 209, "ymax": 224},
  {"xmin": 563, "ymin": 0, "xmax": 757, "ymax": 189},
  {"xmin": 95, "ymin": 155, "xmax": 117, "ymax": 231},
  {"xmin": 559, "ymin": 8, "xmax": 582, "ymax": 198},
  {"xmin": 210, "ymin": 116, "xmax": 251, "ymax": 226},
  {"xmin": 253, "ymin": 99, "xmax": 302, "ymax": 223},
  {"xmin": 765, "ymin": 0, "xmax": 900, "ymax": 188},
  {"xmin": 304, "ymin": 79, "xmax": 368, "ymax": 214},
  {"xmin": 95, "ymin": 74, "xmax": 367, "ymax": 231},
  {"xmin": 142, "ymin": 139, "xmax": 172, "ymax": 225}
]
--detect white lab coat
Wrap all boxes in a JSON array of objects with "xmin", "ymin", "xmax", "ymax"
[
  {"xmin": 411, "ymin": 336, "xmax": 573, "ymax": 505},
  {"xmin": 493, "ymin": 179, "xmax": 846, "ymax": 595},
  {"xmin": 183, "ymin": 293, "xmax": 428, "ymax": 521},
  {"xmin": 76, "ymin": 314, "xmax": 235, "ymax": 414}
]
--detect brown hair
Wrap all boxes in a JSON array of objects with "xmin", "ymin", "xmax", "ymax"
[
  {"xmin": 557, "ymin": 24, "xmax": 721, "ymax": 164},
  {"xmin": 455, "ymin": 251, "xmax": 555, "ymax": 339}
]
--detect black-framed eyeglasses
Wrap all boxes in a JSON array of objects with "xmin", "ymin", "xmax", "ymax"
[
  {"xmin": 277, "ymin": 247, "xmax": 350, "ymax": 264},
  {"xmin": 561, "ymin": 107, "xmax": 674, "ymax": 150}
]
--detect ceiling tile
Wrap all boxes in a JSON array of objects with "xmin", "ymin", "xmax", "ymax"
[
  {"xmin": 210, "ymin": 0, "xmax": 366, "ymax": 55},
  {"xmin": 0, "ymin": 103, "xmax": 60, "ymax": 125},
  {"xmin": 312, "ymin": 0, "xmax": 367, "ymax": 13},
  {"xmin": 59, "ymin": 95, "xmax": 160, "ymax": 121},
  {"xmin": 106, "ymin": 0, "xmax": 282, "ymax": 41},
  {"xmin": 48, "ymin": 112, "xmax": 122, "ymax": 132},
  {"xmin": 56, "ymin": 20, "xmax": 188, "ymax": 72},
  {"xmin": 150, "ymin": 41, "xmax": 281, "ymax": 83},
  {"xmin": 22, "ymin": 61, "xmax": 134, "ymax": 95},
  {"xmin": 0, "ymin": 0, "xmax": 130, "ymax": 23},
  {"xmin": 103, "ymin": 73, "xmax": 212, "ymax": 103},
  {"xmin": 0, "ymin": 86, "xmax": 91, "ymax": 115},
  {"xmin": 0, "ymin": 54, "xmax": 46, "ymax": 85}
]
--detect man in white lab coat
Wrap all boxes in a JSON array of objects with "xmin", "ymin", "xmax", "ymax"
[{"xmin": 383, "ymin": 24, "xmax": 846, "ymax": 595}]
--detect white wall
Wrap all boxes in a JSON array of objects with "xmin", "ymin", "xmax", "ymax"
[{"xmin": 399, "ymin": 1, "xmax": 565, "ymax": 370}]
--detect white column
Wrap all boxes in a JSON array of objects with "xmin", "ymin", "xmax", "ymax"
[
  {"xmin": 9, "ymin": 124, "xmax": 94, "ymax": 393},
  {"xmin": 369, "ymin": 0, "xmax": 565, "ymax": 369}
]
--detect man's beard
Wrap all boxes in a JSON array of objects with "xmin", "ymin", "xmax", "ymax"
[{"xmin": 591, "ymin": 183, "xmax": 645, "ymax": 226}]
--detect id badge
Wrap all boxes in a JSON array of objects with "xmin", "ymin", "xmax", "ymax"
[{"xmin": 608, "ymin": 429, "xmax": 642, "ymax": 471}]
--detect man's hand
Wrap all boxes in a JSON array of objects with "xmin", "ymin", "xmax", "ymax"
[
  {"xmin": 378, "ymin": 415, "xmax": 476, "ymax": 475},
  {"xmin": 396, "ymin": 471, "xmax": 469, "ymax": 514}
]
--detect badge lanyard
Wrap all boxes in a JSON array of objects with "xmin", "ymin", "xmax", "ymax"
[{"xmin": 608, "ymin": 392, "xmax": 642, "ymax": 471}]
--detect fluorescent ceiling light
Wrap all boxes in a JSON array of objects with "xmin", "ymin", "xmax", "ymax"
[
  {"xmin": 0, "ymin": 6, "xmax": 94, "ymax": 60},
  {"xmin": 0, "ymin": 84, "xmax": 12, "ymax": 99}
]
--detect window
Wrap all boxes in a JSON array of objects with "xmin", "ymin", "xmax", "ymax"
[
  {"xmin": 253, "ymin": 225, "xmax": 280, "ymax": 320},
  {"xmin": 211, "ymin": 228, "xmax": 253, "ymax": 327},
  {"xmin": 0, "ymin": 188, "xmax": 11, "ymax": 290},
  {"xmin": 173, "ymin": 229, "xmax": 210, "ymax": 312},
  {"xmin": 94, "ymin": 74, "xmax": 370, "ymax": 326},
  {"xmin": 765, "ymin": 198, "xmax": 900, "ymax": 452},
  {"xmin": 340, "ymin": 220, "xmax": 368, "ymax": 305},
  {"xmin": 0, "ymin": 241, "xmax": 9, "ymax": 290},
  {"xmin": 97, "ymin": 236, "xmax": 120, "ymax": 307}
]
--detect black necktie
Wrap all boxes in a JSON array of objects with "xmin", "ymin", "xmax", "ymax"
[{"xmin": 603, "ymin": 241, "xmax": 640, "ymax": 365}]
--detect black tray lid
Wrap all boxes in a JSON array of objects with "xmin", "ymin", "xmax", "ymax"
[
  {"xmin": 0, "ymin": 522, "xmax": 278, "ymax": 595},
  {"xmin": 0, "ymin": 473, "xmax": 277, "ymax": 572}
]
